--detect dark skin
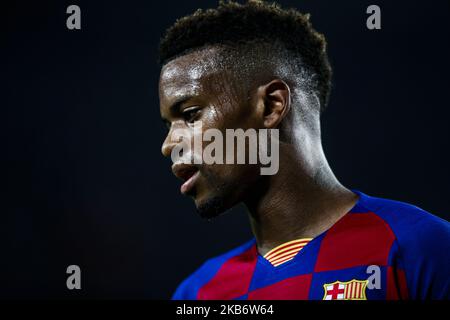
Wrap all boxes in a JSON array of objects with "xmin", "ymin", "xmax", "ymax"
[{"xmin": 159, "ymin": 47, "xmax": 358, "ymax": 256}]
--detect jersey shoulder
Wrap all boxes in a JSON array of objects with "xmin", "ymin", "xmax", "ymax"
[
  {"xmin": 171, "ymin": 238, "xmax": 256, "ymax": 300},
  {"xmin": 354, "ymin": 190, "xmax": 450, "ymax": 299},
  {"xmin": 354, "ymin": 190, "xmax": 450, "ymax": 245}
]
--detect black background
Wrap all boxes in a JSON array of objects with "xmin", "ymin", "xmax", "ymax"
[{"xmin": 2, "ymin": 0, "xmax": 449, "ymax": 299}]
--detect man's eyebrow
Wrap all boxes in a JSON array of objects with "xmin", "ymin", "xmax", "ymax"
[
  {"xmin": 160, "ymin": 95, "xmax": 194, "ymax": 123},
  {"xmin": 168, "ymin": 95, "xmax": 194, "ymax": 114}
]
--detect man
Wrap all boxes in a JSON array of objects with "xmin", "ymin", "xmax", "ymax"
[{"xmin": 158, "ymin": 0, "xmax": 449, "ymax": 299}]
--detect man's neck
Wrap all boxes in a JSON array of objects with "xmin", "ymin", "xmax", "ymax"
[{"xmin": 244, "ymin": 151, "xmax": 359, "ymax": 256}]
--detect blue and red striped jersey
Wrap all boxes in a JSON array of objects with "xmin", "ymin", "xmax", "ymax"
[{"xmin": 172, "ymin": 190, "xmax": 450, "ymax": 300}]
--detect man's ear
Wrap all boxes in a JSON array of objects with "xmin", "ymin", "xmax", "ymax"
[{"xmin": 255, "ymin": 79, "xmax": 291, "ymax": 129}]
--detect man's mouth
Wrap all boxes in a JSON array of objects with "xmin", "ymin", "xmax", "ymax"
[{"xmin": 171, "ymin": 163, "xmax": 200, "ymax": 195}]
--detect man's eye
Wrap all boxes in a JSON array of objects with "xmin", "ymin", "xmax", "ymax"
[{"xmin": 182, "ymin": 107, "xmax": 201, "ymax": 123}]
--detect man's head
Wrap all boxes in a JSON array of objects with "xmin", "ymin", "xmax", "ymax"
[{"xmin": 158, "ymin": 0, "xmax": 331, "ymax": 218}]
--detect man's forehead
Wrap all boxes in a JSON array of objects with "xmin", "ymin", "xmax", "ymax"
[{"xmin": 159, "ymin": 47, "xmax": 225, "ymax": 97}]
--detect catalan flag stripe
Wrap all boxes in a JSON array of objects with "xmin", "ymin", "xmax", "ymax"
[
  {"xmin": 265, "ymin": 243, "xmax": 306, "ymax": 260},
  {"xmin": 263, "ymin": 238, "xmax": 312, "ymax": 267},
  {"xmin": 269, "ymin": 247, "xmax": 306, "ymax": 263}
]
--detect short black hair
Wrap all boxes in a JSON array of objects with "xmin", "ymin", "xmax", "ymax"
[{"xmin": 158, "ymin": 0, "xmax": 332, "ymax": 112}]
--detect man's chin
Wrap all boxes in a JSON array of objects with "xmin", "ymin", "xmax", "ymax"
[{"xmin": 195, "ymin": 195, "xmax": 227, "ymax": 220}]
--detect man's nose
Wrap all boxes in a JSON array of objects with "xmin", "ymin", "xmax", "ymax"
[{"xmin": 161, "ymin": 132, "xmax": 176, "ymax": 158}]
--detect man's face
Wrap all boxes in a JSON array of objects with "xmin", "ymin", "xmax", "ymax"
[{"xmin": 159, "ymin": 48, "xmax": 262, "ymax": 218}]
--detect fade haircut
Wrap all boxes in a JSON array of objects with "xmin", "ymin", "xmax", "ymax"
[{"xmin": 158, "ymin": 0, "xmax": 332, "ymax": 114}]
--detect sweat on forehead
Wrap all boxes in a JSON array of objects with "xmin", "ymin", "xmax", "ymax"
[
  {"xmin": 160, "ymin": 46, "xmax": 229, "ymax": 81},
  {"xmin": 159, "ymin": 46, "xmax": 249, "ymax": 102}
]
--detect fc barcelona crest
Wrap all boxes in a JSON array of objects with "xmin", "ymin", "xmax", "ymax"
[{"xmin": 323, "ymin": 279, "xmax": 368, "ymax": 300}]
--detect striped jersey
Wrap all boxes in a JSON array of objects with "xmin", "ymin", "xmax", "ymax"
[{"xmin": 172, "ymin": 190, "xmax": 450, "ymax": 300}]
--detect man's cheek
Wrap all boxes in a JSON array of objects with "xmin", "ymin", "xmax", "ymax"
[{"xmin": 200, "ymin": 166, "xmax": 225, "ymax": 190}]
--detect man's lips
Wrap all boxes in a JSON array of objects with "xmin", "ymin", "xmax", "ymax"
[{"xmin": 171, "ymin": 163, "xmax": 200, "ymax": 195}]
